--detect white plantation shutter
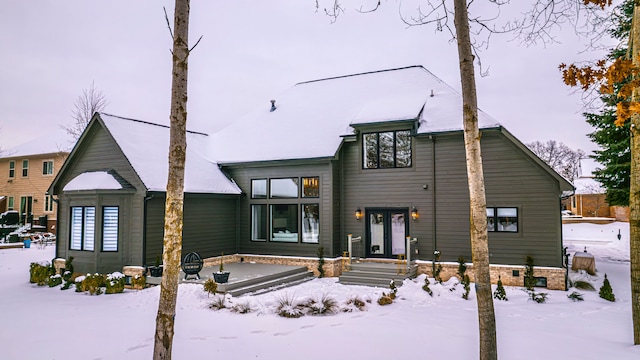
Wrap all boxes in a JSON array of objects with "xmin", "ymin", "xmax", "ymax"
[
  {"xmin": 102, "ymin": 207, "xmax": 118, "ymax": 251},
  {"xmin": 70, "ymin": 207, "xmax": 83, "ymax": 250},
  {"xmin": 83, "ymin": 207, "xmax": 95, "ymax": 251}
]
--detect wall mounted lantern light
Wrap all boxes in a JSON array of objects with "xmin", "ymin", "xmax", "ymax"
[
  {"xmin": 355, "ymin": 207, "xmax": 362, "ymax": 220},
  {"xmin": 411, "ymin": 207, "xmax": 419, "ymax": 221}
]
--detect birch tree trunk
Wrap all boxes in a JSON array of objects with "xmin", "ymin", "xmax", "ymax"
[
  {"xmin": 453, "ymin": 0, "xmax": 498, "ymax": 358},
  {"xmin": 153, "ymin": 0, "xmax": 190, "ymax": 358},
  {"xmin": 630, "ymin": 3, "xmax": 640, "ymax": 345}
]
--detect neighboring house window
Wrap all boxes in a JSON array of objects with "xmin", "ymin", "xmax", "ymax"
[
  {"xmin": 44, "ymin": 194, "xmax": 54, "ymax": 212},
  {"xmin": 251, "ymin": 179, "xmax": 267, "ymax": 199},
  {"xmin": 7, "ymin": 197, "xmax": 14, "ymax": 210},
  {"xmin": 22, "ymin": 160, "xmax": 29, "ymax": 177},
  {"xmin": 42, "ymin": 160, "xmax": 54, "ymax": 175},
  {"xmin": 251, "ymin": 204, "xmax": 267, "ymax": 241},
  {"xmin": 363, "ymin": 130, "xmax": 412, "ymax": 169},
  {"xmin": 249, "ymin": 176, "xmax": 320, "ymax": 243},
  {"xmin": 8, "ymin": 161, "xmax": 15, "ymax": 178},
  {"xmin": 102, "ymin": 207, "xmax": 119, "ymax": 252},
  {"xmin": 301, "ymin": 204, "xmax": 319, "ymax": 243},
  {"xmin": 70, "ymin": 206, "xmax": 95, "ymax": 251},
  {"xmin": 486, "ymin": 207, "xmax": 518, "ymax": 232}
]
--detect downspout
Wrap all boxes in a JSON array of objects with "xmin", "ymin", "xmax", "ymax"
[
  {"xmin": 142, "ymin": 192, "xmax": 154, "ymax": 266},
  {"xmin": 235, "ymin": 195, "xmax": 241, "ymax": 254},
  {"xmin": 431, "ymin": 135, "xmax": 437, "ymax": 274},
  {"xmin": 340, "ymin": 155, "xmax": 346, "ymax": 258},
  {"xmin": 52, "ymin": 194, "xmax": 60, "ymax": 259}
]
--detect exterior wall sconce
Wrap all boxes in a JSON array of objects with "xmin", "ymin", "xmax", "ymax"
[
  {"xmin": 411, "ymin": 207, "xmax": 419, "ymax": 221},
  {"xmin": 355, "ymin": 207, "xmax": 362, "ymax": 220}
]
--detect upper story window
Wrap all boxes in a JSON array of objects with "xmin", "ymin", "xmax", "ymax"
[
  {"xmin": 270, "ymin": 178, "xmax": 299, "ymax": 198},
  {"xmin": 251, "ymin": 179, "xmax": 267, "ymax": 199},
  {"xmin": 42, "ymin": 161, "xmax": 54, "ymax": 175},
  {"xmin": 302, "ymin": 177, "xmax": 319, "ymax": 198},
  {"xmin": 22, "ymin": 160, "xmax": 29, "ymax": 177},
  {"xmin": 363, "ymin": 130, "xmax": 412, "ymax": 169},
  {"xmin": 8, "ymin": 161, "xmax": 15, "ymax": 178}
]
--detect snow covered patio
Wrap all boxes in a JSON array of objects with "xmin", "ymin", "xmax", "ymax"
[{"xmin": 1, "ymin": 222, "xmax": 639, "ymax": 359}]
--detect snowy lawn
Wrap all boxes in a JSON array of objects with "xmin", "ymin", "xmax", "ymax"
[{"xmin": 1, "ymin": 222, "xmax": 639, "ymax": 359}]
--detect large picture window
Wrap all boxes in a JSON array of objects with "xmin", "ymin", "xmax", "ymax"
[
  {"xmin": 487, "ymin": 207, "xmax": 518, "ymax": 233},
  {"xmin": 70, "ymin": 206, "xmax": 95, "ymax": 251},
  {"xmin": 301, "ymin": 204, "xmax": 319, "ymax": 243},
  {"xmin": 363, "ymin": 130, "xmax": 412, "ymax": 169},
  {"xmin": 102, "ymin": 207, "xmax": 119, "ymax": 251},
  {"xmin": 251, "ymin": 204, "xmax": 267, "ymax": 241},
  {"xmin": 271, "ymin": 204, "xmax": 298, "ymax": 242}
]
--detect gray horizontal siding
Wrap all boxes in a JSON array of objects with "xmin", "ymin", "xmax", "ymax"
[{"xmin": 144, "ymin": 193, "xmax": 238, "ymax": 265}]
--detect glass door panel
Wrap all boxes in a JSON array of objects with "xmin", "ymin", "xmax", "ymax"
[
  {"xmin": 391, "ymin": 212, "xmax": 406, "ymax": 255},
  {"xmin": 366, "ymin": 209, "xmax": 408, "ymax": 258},
  {"xmin": 369, "ymin": 212, "xmax": 385, "ymax": 255}
]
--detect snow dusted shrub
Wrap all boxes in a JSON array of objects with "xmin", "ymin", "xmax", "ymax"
[
  {"xmin": 377, "ymin": 293, "xmax": 393, "ymax": 306},
  {"xmin": 433, "ymin": 250, "xmax": 443, "ymax": 284},
  {"xmin": 230, "ymin": 301, "xmax": 253, "ymax": 314},
  {"xmin": 74, "ymin": 275, "xmax": 86, "ymax": 292},
  {"xmin": 131, "ymin": 274, "xmax": 146, "ymax": 289},
  {"xmin": 105, "ymin": 272, "xmax": 125, "ymax": 294},
  {"xmin": 81, "ymin": 273, "xmax": 105, "ymax": 295},
  {"xmin": 568, "ymin": 291, "xmax": 584, "ymax": 302},
  {"xmin": 527, "ymin": 290, "xmax": 548, "ymax": 304},
  {"xmin": 304, "ymin": 293, "xmax": 338, "ymax": 315},
  {"xmin": 493, "ymin": 276, "xmax": 508, "ymax": 301},
  {"xmin": 48, "ymin": 274, "xmax": 62, "ymax": 287},
  {"xmin": 342, "ymin": 295, "xmax": 369, "ymax": 312},
  {"xmin": 61, "ymin": 271, "xmax": 74, "ymax": 291},
  {"xmin": 599, "ymin": 274, "xmax": 615, "ymax": 302},
  {"xmin": 276, "ymin": 294, "xmax": 305, "ymax": 318},
  {"xmin": 209, "ymin": 294, "xmax": 227, "ymax": 310},
  {"xmin": 30, "ymin": 261, "xmax": 53, "ymax": 286}
]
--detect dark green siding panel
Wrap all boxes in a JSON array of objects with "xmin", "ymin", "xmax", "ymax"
[
  {"xmin": 225, "ymin": 163, "xmax": 333, "ymax": 257},
  {"xmin": 144, "ymin": 194, "xmax": 238, "ymax": 265}
]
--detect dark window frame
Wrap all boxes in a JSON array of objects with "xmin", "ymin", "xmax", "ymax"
[
  {"xmin": 269, "ymin": 177, "xmax": 299, "ymax": 199},
  {"xmin": 69, "ymin": 206, "xmax": 96, "ymax": 251},
  {"xmin": 486, "ymin": 207, "xmax": 519, "ymax": 233},
  {"xmin": 362, "ymin": 130, "xmax": 412, "ymax": 169},
  {"xmin": 42, "ymin": 160, "xmax": 54, "ymax": 176},
  {"xmin": 302, "ymin": 176, "xmax": 319, "ymax": 198},
  {"xmin": 251, "ymin": 179, "xmax": 268, "ymax": 199},
  {"xmin": 250, "ymin": 204, "xmax": 268, "ymax": 242}
]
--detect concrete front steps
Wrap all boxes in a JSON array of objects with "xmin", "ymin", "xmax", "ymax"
[
  {"xmin": 219, "ymin": 266, "xmax": 315, "ymax": 297},
  {"xmin": 339, "ymin": 261, "xmax": 418, "ymax": 288}
]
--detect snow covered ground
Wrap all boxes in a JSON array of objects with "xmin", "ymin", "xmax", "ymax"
[{"xmin": 1, "ymin": 222, "xmax": 639, "ymax": 360}]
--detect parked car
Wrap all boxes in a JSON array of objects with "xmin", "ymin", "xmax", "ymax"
[{"xmin": 0, "ymin": 211, "xmax": 19, "ymax": 226}]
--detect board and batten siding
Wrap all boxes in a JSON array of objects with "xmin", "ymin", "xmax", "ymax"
[
  {"xmin": 340, "ymin": 132, "xmax": 434, "ymax": 260},
  {"xmin": 433, "ymin": 131, "xmax": 564, "ymax": 267},
  {"xmin": 144, "ymin": 193, "xmax": 238, "ymax": 265},
  {"xmin": 54, "ymin": 122, "xmax": 147, "ymax": 274},
  {"xmin": 225, "ymin": 162, "xmax": 333, "ymax": 257}
]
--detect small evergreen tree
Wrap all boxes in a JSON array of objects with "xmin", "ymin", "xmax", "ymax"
[
  {"xmin": 493, "ymin": 276, "xmax": 508, "ymax": 301},
  {"xmin": 524, "ymin": 256, "xmax": 536, "ymax": 291},
  {"xmin": 599, "ymin": 273, "xmax": 616, "ymax": 302},
  {"xmin": 457, "ymin": 256, "xmax": 471, "ymax": 300}
]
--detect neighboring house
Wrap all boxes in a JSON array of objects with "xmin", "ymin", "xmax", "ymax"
[
  {"xmin": 0, "ymin": 131, "xmax": 70, "ymax": 231},
  {"xmin": 49, "ymin": 66, "xmax": 573, "ymax": 289},
  {"xmin": 566, "ymin": 158, "xmax": 616, "ymax": 219}
]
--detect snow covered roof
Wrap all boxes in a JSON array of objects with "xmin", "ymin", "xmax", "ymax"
[
  {"xmin": 578, "ymin": 158, "xmax": 599, "ymax": 178},
  {"xmin": 98, "ymin": 113, "xmax": 241, "ymax": 194},
  {"xmin": 207, "ymin": 66, "xmax": 500, "ymax": 164},
  {"xmin": 1, "ymin": 127, "xmax": 73, "ymax": 158},
  {"xmin": 63, "ymin": 171, "xmax": 123, "ymax": 191},
  {"xmin": 573, "ymin": 158, "xmax": 604, "ymax": 194}
]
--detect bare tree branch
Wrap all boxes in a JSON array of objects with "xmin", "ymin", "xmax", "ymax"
[
  {"xmin": 164, "ymin": 6, "xmax": 174, "ymax": 40},
  {"xmin": 61, "ymin": 81, "xmax": 107, "ymax": 140},
  {"xmin": 189, "ymin": 35, "xmax": 204, "ymax": 53}
]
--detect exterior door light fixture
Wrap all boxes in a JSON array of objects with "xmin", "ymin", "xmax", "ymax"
[
  {"xmin": 355, "ymin": 207, "xmax": 362, "ymax": 220},
  {"xmin": 411, "ymin": 207, "xmax": 419, "ymax": 221}
]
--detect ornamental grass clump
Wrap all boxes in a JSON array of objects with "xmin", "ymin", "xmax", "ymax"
[
  {"xmin": 568, "ymin": 291, "xmax": 584, "ymax": 302},
  {"xmin": 276, "ymin": 294, "xmax": 305, "ymax": 318},
  {"xmin": 304, "ymin": 293, "xmax": 338, "ymax": 315},
  {"xmin": 230, "ymin": 301, "xmax": 254, "ymax": 314},
  {"xmin": 209, "ymin": 294, "xmax": 227, "ymax": 310},
  {"xmin": 105, "ymin": 272, "xmax": 125, "ymax": 294},
  {"xmin": 342, "ymin": 295, "xmax": 369, "ymax": 312}
]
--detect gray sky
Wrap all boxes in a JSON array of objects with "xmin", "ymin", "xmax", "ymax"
[{"xmin": 0, "ymin": 1, "xmax": 612, "ymax": 153}]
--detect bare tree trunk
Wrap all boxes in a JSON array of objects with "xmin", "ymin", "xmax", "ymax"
[
  {"xmin": 453, "ymin": 0, "xmax": 497, "ymax": 358},
  {"xmin": 153, "ymin": 0, "xmax": 190, "ymax": 359},
  {"xmin": 630, "ymin": 3, "xmax": 640, "ymax": 345}
]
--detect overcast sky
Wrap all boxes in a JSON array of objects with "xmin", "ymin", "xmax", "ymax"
[{"xmin": 0, "ymin": 1, "xmax": 614, "ymax": 154}]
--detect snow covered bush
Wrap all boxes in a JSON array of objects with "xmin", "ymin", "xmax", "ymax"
[
  {"xmin": 422, "ymin": 276, "xmax": 433, "ymax": 296},
  {"xmin": 209, "ymin": 294, "xmax": 228, "ymax": 310},
  {"xmin": 105, "ymin": 272, "xmax": 125, "ymax": 294},
  {"xmin": 304, "ymin": 293, "xmax": 338, "ymax": 315},
  {"xmin": 61, "ymin": 271, "xmax": 74, "ymax": 291},
  {"xmin": 342, "ymin": 295, "xmax": 369, "ymax": 312},
  {"xmin": 230, "ymin": 301, "xmax": 253, "ymax": 314},
  {"xmin": 29, "ymin": 261, "xmax": 54, "ymax": 286},
  {"xmin": 131, "ymin": 274, "xmax": 146, "ymax": 289},
  {"xmin": 80, "ymin": 273, "xmax": 105, "ymax": 295},
  {"xmin": 74, "ymin": 275, "xmax": 86, "ymax": 292},
  {"xmin": 48, "ymin": 274, "xmax": 62, "ymax": 287},
  {"xmin": 527, "ymin": 290, "xmax": 548, "ymax": 304},
  {"xmin": 377, "ymin": 293, "xmax": 393, "ymax": 306},
  {"xmin": 568, "ymin": 291, "xmax": 584, "ymax": 302},
  {"xmin": 275, "ymin": 294, "xmax": 305, "ymax": 318},
  {"xmin": 433, "ymin": 250, "xmax": 443, "ymax": 284},
  {"xmin": 493, "ymin": 276, "xmax": 508, "ymax": 301}
]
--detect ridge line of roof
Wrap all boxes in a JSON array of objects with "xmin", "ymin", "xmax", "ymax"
[
  {"xmin": 295, "ymin": 65, "xmax": 425, "ymax": 86},
  {"xmin": 99, "ymin": 112, "xmax": 209, "ymax": 136}
]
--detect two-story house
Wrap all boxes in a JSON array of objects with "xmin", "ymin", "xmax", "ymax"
[{"xmin": 0, "ymin": 132, "xmax": 70, "ymax": 231}]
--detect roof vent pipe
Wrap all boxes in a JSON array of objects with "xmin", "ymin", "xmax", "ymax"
[
  {"xmin": 430, "ymin": 90, "xmax": 434, "ymax": 97},
  {"xmin": 270, "ymin": 99, "xmax": 277, "ymax": 112}
]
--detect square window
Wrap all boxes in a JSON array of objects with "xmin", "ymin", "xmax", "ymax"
[{"xmin": 497, "ymin": 208, "xmax": 518, "ymax": 232}]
